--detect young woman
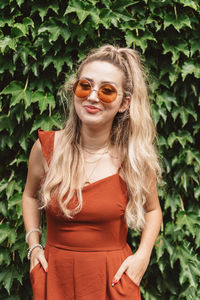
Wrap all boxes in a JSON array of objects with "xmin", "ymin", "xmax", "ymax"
[{"xmin": 22, "ymin": 44, "xmax": 162, "ymax": 300}]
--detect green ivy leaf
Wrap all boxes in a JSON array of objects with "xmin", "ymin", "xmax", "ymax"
[
  {"xmin": 174, "ymin": 243, "xmax": 200, "ymax": 287},
  {"xmin": 1, "ymin": 81, "xmax": 32, "ymax": 109},
  {"xmin": 99, "ymin": 8, "xmax": 118, "ymax": 28},
  {"xmin": 0, "ymin": 223, "xmax": 17, "ymax": 245},
  {"xmin": 0, "ymin": 115, "xmax": 15, "ymax": 134},
  {"xmin": 43, "ymin": 56, "xmax": 53, "ymax": 70},
  {"xmin": 179, "ymin": 0, "xmax": 199, "ymax": 10},
  {"xmin": 38, "ymin": 20, "xmax": 71, "ymax": 43},
  {"xmin": 194, "ymin": 186, "xmax": 200, "ymax": 200},
  {"xmin": 6, "ymin": 181, "xmax": 15, "ymax": 199},
  {"xmin": 52, "ymin": 56, "xmax": 67, "ymax": 76},
  {"xmin": 16, "ymin": 0, "xmax": 24, "ymax": 7},
  {"xmin": 12, "ymin": 23, "xmax": 28, "ymax": 36},
  {"xmin": 171, "ymin": 106, "xmax": 197, "ymax": 127},
  {"xmin": 164, "ymin": 11, "xmax": 192, "ymax": 32},
  {"xmin": 12, "ymin": 238, "xmax": 27, "ymax": 262},
  {"xmin": 0, "ymin": 201, "xmax": 7, "ymax": 217},
  {"xmin": 182, "ymin": 61, "xmax": 200, "ymax": 80},
  {"xmin": 65, "ymin": 0, "xmax": 92, "ymax": 24},
  {"xmin": 163, "ymin": 237, "xmax": 174, "ymax": 258},
  {"xmin": 0, "ymin": 266, "xmax": 23, "ymax": 294},
  {"xmin": 8, "ymin": 192, "xmax": 22, "ymax": 219},
  {"xmin": 30, "ymin": 113, "xmax": 62, "ymax": 133},
  {"xmin": 31, "ymin": 2, "xmax": 59, "ymax": 22},
  {"xmin": 23, "ymin": 17, "xmax": 34, "ymax": 28},
  {"xmin": 32, "ymin": 91, "xmax": 56, "ymax": 114},
  {"xmin": 125, "ymin": 30, "xmax": 156, "ymax": 53},
  {"xmin": 155, "ymin": 234, "xmax": 165, "ymax": 261},
  {"xmin": 167, "ymin": 131, "xmax": 193, "ymax": 148},
  {"xmin": 151, "ymin": 104, "xmax": 168, "ymax": 125},
  {"xmin": 176, "ymin": 211, "xmax": 200, "ymax": 238},
  {"xmin": 164, "ymin": 194, "xmax": 181, "ymax": 219},
  {"xmin": 168, "ymin": 64, "xmax": 181, "ymax": 86},
  {"xmin": 189, "ymin": 37, "xmax": 200, "ymax": 56},
  {"xmin": 162, "ymin": 39, "xmax": 189, "ymax": 64},
  {"xmin": 0, "ymin": 249, "xmax": 10, "ymax": 266},
  {"xmin": 156, "ymin": 91, "xmax": 177, "ymax": 111},
  {"xmin": 0, "ymin": 37, "xmax": 16, "ymax": 54},
  {"xmin": 1, "ymin": 81, "xmax": 23, "ymax": 96}
]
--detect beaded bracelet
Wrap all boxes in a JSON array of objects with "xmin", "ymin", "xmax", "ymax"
[
  {"xmin": 27, "ymin": 244, "xmax": 43, "ymax": 260},
  {"xmin": 25, "ymin": 228, "xmax": 41, "ymax": 244}
]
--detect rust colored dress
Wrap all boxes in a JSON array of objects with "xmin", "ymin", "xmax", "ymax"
[{"xmin": 30, "ymin": 130, "xmax": 141, "ymax": 300}]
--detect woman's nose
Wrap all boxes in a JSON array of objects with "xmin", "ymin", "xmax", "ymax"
[{"xmin": 87, "ymin": 89, "xmax": 100, "ymax": 102}]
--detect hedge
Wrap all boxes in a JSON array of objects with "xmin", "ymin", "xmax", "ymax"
[{"xmin": 0, "ymin": 0, "xmax": 199, "ymax": 299}]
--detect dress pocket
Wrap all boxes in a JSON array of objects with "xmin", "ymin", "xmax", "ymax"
[
  {"xmin": 124, "ymin": 272, "xmax": 140, "ymax": 288},
  {"xmin": 30, "ymin": 263, "xmax": 40, "ymax": 277},
  {"xmin": 113, "ymin": 272, "xmax": 141, "ymax": 299},
  {"xmin": 30, "ymin": 263, "xmax": 46, "ymax": 300}
]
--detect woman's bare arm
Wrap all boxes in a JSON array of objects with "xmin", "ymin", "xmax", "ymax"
[
  {"xmin": 22, "ymin": 139, "xmax": 48, "ymax": 271},
  {"xmin": 137, "ymin": 180, "xmax": 162, "ymax": 258},
  {"xmin": 113, "ymin": 178, "xmax": 162, "ymax": 286}
]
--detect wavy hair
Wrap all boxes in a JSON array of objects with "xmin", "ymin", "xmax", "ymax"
[{"xmin": 40, "ymin": 45, "xmax": 161, "ymax": 230}]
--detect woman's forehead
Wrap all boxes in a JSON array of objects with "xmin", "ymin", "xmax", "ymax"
[{"xmin": 79, "ymin": 60, "xmax": 124, "ymax": 86}]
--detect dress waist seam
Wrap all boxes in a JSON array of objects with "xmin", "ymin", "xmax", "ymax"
[{"xmin": 45, "ymin": 242, "xmax": 128, "ymax": 252}]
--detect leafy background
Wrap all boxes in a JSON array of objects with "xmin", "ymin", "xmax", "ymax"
[{"xmin": 0, "ymin": 0, "xmax": 199, "ymax": 299}]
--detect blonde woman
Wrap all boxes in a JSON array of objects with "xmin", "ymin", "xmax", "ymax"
[{"xmin": 22, "ymin": 44, "xmax": 162, "ymax": 300}]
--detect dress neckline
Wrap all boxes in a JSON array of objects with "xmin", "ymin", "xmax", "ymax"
[
  {"xmin": 40, "ymin": 130, "xmax": 124, "ymax": 190},
  {"xmin": 82, "ymin": 172, "xmax": 125, "ymax": 191}
]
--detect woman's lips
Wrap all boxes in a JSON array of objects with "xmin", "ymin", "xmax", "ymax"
[{"xmin": 84, "ymin": 105, "xmax": 101, "ymax": 114}]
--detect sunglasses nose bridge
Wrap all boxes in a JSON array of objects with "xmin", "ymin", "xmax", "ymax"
[{"xmin": 88, "ymin": 88, "xmax": 100, "ymax": 101}]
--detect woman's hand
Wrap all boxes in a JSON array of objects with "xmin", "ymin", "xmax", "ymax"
[
  {"xmin": 112, "ymin": 251, "xmax": 150, "ymax": 286},
  {"xmin": 30, "ymin": 246, "xmax": 48, "ymax": 273}
]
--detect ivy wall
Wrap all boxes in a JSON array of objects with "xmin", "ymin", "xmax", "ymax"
[{"xmin": 0, "ymin": 0, "xmax": 199, "ymax": 299}]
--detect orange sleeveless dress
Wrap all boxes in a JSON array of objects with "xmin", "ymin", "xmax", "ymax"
[{"xmin": 30, "ymin": 130, "xmax": 141, "ymax": 300}]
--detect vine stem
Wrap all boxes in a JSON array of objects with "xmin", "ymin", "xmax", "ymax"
[
  {"xmin": 174, "ymin": 5, "xmax": 177, "ymax": 19},
  {"xmin": 24, "ymin": 75, "xmax": 29, "ymax": 91}
]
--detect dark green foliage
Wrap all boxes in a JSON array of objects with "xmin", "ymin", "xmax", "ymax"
[{"xmin": 0, "ymin": 0, "xmax": 199, "ymax": 299}]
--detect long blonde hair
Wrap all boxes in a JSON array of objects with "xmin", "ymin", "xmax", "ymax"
[{"xmin": 41, "ymin": 45, "xmax": 161, "ymax": 230}]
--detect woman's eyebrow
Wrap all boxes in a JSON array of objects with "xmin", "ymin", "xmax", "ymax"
[
  {"xmin": 81, "ymin": 77, "xmax": 118, "ymax": 87},
  {"xmin": 101, "ymin": 81, "xmax": 117, "ymax": 86}
]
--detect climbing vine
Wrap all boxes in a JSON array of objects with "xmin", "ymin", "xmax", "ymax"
[{"xmin": 0, "ymin": 0, "xmax": 199, "ymax": 299}]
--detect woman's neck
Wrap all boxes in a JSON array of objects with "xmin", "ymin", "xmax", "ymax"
[{"xmin": 81, "ymin": 124, "xmax": 111, "ymax": 150}]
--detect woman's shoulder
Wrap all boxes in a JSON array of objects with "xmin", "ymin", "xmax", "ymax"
[
  {"xmin": 38, "ymin": 129, "xmax": 64, "ymax": 143},
  {"xmin": 38, "ymin": 128, "xmax": 57, "ymax": 137},
  {"xmin": 29, "ymin": 138, "xmax": 46, "ymax": 170},
  {"xmin": 36, "ymin": 129, "xmax": 64, "ymax": 166}
]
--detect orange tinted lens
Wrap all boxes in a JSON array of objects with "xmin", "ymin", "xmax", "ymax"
[
  {"xmin": 98, "ymin": 84, "xmax": 117, "ymax": 103},
  {"xmin": 73, "ymin": 80, "xmax": 91, "ymax": 98}
]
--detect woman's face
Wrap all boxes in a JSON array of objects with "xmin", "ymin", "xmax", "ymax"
[{"xmin": 73, "ymin": 60, "xmax": 129, "ymax": 130}]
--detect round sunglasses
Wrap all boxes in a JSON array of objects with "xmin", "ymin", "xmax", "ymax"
[{"xmin": 73, "ymin": 79, "xmax": 122, "ymax": 103}]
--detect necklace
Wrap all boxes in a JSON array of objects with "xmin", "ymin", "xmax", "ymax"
[
  {"xmin": 83, "ymin": 147, "xmax": 109, "ymax": 185},
  {"xmin": 84, "ymin": 149, "xmax": 109, "ymax": 164},
  {"xmin": 82, "ymin": 144, "xmax": 109, "ymax": 155}
]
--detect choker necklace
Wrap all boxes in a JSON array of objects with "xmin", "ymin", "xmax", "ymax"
[
  {"xmin": 82, "ymin": 142, "xmax": 109, "ymax": 154},
  {"xmin": 83, "ymin": 148, "xmax": 108, "ymax": 155},
  {"xmin": 84, "ymin": 147, "xmax": 109, "ymax": 164}
]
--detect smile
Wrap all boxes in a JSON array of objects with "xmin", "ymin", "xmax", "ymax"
[{"xmin": 84, "ymin": 105, "xmax": 102, "ymax": 114}]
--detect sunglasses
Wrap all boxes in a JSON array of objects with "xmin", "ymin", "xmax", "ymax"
[{"xmin": 73, "ymin": 79, "xmax": 122, "ymax": 103}]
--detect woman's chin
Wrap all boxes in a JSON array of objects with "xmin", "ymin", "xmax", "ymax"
[{"xmin": 81, "ymin": 117, "xmax": 111, "ymax": 131}]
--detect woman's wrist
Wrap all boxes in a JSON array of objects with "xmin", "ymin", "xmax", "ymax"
[
  {"xmin": 135, "ymin": 246, "xmax": 152, "ymax": 260},
  {"xmin": 27, "ymin": 243, "xmax": 43, "ymax": 260},
  {"xmin": 26, "ymin": 228, "xmax": 42, "ymax": 244}
]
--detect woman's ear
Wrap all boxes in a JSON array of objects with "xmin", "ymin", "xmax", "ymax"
[{"xmin": 118, "ymin": 96, "xmax": 131, "ymax": 113}]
